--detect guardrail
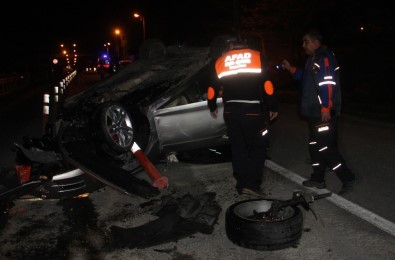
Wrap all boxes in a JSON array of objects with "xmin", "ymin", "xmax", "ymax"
[
  {"xmin": 42, "ymin": 70, "xmax": 78, "ymax": 135},
  {"xmin": 0, "ymin": 74, "xmax": 27, "ymax": 96}
]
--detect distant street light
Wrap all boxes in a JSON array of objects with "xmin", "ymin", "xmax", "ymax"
[
  {"xmin": 59, "ymin": 42, "xmax": 78, "ymax": 69},
  {"xmin": 114, "ymin": 29, "xmax": 122, "ymax": 57},
  {"xmin": 133, "ymin": 12, "xmax": 146, "ymax": 41},
  {"xmin": 104, "ymin": 42, "xmax": 111, "ymax": 55}
]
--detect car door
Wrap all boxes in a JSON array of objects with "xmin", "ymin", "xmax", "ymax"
[{"xmin": 153, "ymin": 98, "xmax": 227, "ymax": 152}]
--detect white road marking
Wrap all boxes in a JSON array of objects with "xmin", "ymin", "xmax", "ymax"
[{"xmin": 265, "ymin": 160, "xmax": 395, "ymax": 237}]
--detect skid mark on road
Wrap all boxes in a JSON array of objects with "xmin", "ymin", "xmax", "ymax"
[{"xmin": 265, "ymin": 160, "xmax": 395, "ymax": 237}]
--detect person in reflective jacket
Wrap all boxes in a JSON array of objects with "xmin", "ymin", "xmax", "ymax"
[
  {"xmin": 207, "ymin": 36, "xmax": 278, "ymax": 197},
  {"xmin": 281, "ymin": 29, "xmax": 356, "ymax": 195}
]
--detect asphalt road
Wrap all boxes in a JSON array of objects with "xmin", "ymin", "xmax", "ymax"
[
  {"xmin": 268, "ymin": 102, "xmax": 395, "ymax": 224},
  {"xmin": 1, "ymin": 71, "xmax": 395, "ymax": 259}
]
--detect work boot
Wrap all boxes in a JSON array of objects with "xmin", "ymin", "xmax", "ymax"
[
  {"xmin": 302, "ymin": 180, "xmax": 327, "ymax": 189},
  {"xmin": 338, "ymin": 180, "xmax": 355, "ymax": 195}
]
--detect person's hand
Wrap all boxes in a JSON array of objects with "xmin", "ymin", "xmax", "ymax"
[
  {"xmin": 210, "ymin": 109, "xmax": 218, "ymax": 119},
  {"xmin": 321, "ymin": 111, "xmax": 331, "ymax": 122},
  {"xmin": 269, "ymin": 111, "xmax": 278, "ymax": 121},
  {"xmin": 281, "ymin": 60, "xmax": 292, "ymax": 71}
]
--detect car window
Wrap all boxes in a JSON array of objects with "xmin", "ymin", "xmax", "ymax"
[{"xmin": 164, "ymin": 64, "xmax": 212, "ymax": 108}]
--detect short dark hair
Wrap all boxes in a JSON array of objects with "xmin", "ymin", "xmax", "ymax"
[
  {"xmin": 305, "ymin": 29, "xmax": 323, "ymax": 43},
  {"xmin": 227, "ymin": 36, "xmax": 248, "ymax": 51}
]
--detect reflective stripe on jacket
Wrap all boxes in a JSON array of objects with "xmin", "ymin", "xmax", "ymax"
[
  {"xmin": 207, "ymin": 48, "xmax": 277, "ymax": 113},
  {"xmin": 292, "ymin": 46, "xmax": 341, "ymax": 118},
  {"xmin": 215, "ymin": 49, "xmax": 262, "ymax": 79}
]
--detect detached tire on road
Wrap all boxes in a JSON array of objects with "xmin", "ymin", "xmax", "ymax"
[{"xmin": 225, "ymin": 199, "xmax": 303, "ymax": 251}]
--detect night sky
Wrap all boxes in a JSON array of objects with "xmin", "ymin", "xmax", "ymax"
[
  {"xmin": 0, "ymin": 0, "xmax": 235, "ymax": 73},
  {"xmin": 0, "ymin": 0, "xmax": 393, "ymax": 75}
]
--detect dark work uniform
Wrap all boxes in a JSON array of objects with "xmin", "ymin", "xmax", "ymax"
[
  {"xmin": 291, "ymin": 46, "xmax": 355, "ymax": 184},
  {"xmin": 207, "ymin": 48, "xmax": 278, "ymax": 193}
]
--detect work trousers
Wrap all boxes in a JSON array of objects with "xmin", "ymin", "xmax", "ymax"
[
  {"xmin": 307, "ymin": 116, "xmax": 354, "ymax": 183},
  {"xmin": 223, "ymin": 103, "xmax": 269, "ymax": 192}
]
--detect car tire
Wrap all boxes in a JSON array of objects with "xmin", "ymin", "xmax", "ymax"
[
  {"xmin": 97, "ymin": 103, "xmax": 135, "ymax": 153},
  {"xmin": 225, "ymin": 198, "xmax": 304, "ymax": 251},
  {"xmin": 138, "ymin": 39, "xmax": 166, "ymax": 60}
]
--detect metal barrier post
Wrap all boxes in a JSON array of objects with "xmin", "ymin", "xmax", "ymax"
[
  {"xmin": 43, "ymin": 94, "xmax": 50, "ymax": 135},
  {"xmin": 131, "ymin": 142, "xmax": 168, "ymax": 189},
  {"xmin": 52, "ymin": 86, "xmax": 59, "ymax": 121}
]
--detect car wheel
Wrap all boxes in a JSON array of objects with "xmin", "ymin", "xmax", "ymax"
[
  {"xmin": 98, "ymin": 103, "xmax": 134, "ymax": 153},
  {"xmin": 225, "ymin": 199, "xmax": 304, "ymax": 251}
]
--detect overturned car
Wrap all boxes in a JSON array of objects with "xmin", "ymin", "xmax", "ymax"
[
  {"xmin": 0, "ymin": 40, "xmax": 229, "ymax": 208},
  {"xmin": 59, "ymin": 41, "xmax": 228, "ymax": 191},
  {"xmin": 66, "ymin": 44, "xmax": 225, "ymax": 162}
]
